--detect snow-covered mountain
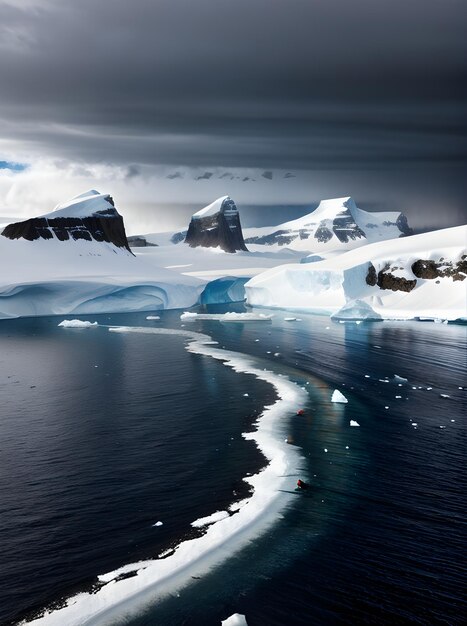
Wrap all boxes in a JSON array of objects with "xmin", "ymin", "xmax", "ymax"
[
  {"xmin": 2, "ymin": 190, "xmax": 132, "ymax": 251},
  {"xmin": 185, "ymin": 196, "xmax": 248, "ymax": 253},
  {"xmin": 0, "ymin": 191, "xmax": 203, "ymax": 319},
  {"xmin": 245, "ymin": 226, "xmax": 467, "ymax": 321},
  {"xmin": 243, "ymin": 196, "xmax": 412, "ymax": 253}
]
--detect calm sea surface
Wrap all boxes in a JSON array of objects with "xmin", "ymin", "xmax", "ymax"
[{"xmin": 0, "ymin": 306, "xmax": 465, "ymax": 625}]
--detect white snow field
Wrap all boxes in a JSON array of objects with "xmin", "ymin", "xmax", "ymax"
[
  {"xmin": 24, "ymin": 326, "xmax": 307, "ymax": 625},
  {"xmin": 245, "ymin": 226, "xmax": 467, "ymax": 321},
  {"xmin": 0, "ymin": 192, "xmax": 204, "ymax": 319},
  {"xmin": 0, "ymin": 236, "xmax": 204, "ymax": 319}
]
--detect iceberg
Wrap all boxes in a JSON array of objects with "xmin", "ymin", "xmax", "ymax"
[
  {"xmin": 58, "ymin": 319, "xmax": 98, "ymax": 328},
  {"xmin": 331, "ymin": 389, "xmax": 348, "ymax": 403}
]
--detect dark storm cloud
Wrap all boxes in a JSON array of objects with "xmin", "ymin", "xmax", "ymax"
[{"xmin": 0, "ymin": 0, "xmax": 466, "ymax": 226}]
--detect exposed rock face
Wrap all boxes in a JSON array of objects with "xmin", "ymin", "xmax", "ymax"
[
  {"xmin": 412, "ymin": 257, "xmax": 467, "ymax": 281},
  {"xmin": 366, "ymin": 263, "xmax": 377, "ymax": 286},
  {"xmin": 2, "ymin": 191, "xmax": 133, "ymax": 253},
  {"xmin": 377, "ymin": 266, "xmax": 417, "ymax": 292},
  {"xmin": 185, "ymin": 196, "xmax": 248, "ymax": 253},
  {"xmin": 127, "ymin": 236, "xmax": 157, "ymax": 248},
  {"xmin": 366, "ymin": 254, "xmax": 467, "ymax": 294}
]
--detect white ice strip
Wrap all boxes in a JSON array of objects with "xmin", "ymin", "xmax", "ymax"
[
  {"xmin": 58, "ymin": 319, "xmax": 98, "ymax": 328},
  {"xmin": 180, "ymin": 311, "xmax": 273, "ymax": 322},
  {"xmin": 25, "ymin": 327, "xmax": 307, "ymax": 626},
  {"xmin": 191, "ymin": 511, "xmax": 230, "ymax": 527}
]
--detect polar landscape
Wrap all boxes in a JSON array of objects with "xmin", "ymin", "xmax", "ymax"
[
  {"xmin": 1, "ymin": 191, "xmax": 465, "ymax": 322},
  {"xmin": 1, "ymin": 3, "xmax": 466, "ymax": 626}
]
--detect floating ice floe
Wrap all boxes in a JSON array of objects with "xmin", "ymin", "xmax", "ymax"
[
  {"xmin": 58, "ymin": 319, "xmax": 98, "ymax": 328},
  {"xmin": 331, "ymin": 389, "xmax": 348, "ymax": 403},
  {"xmin": 191, "ymin": 510, "xmax": 230, "ymax": 528},
  {"xmin": 180, "ymin": 311, "xmax": 273, "ymax": 322},
  {"xmin": 222, "ymin": 614, "xmax": 248, "ymax": 626},
  {"xmin": 349, "ymin": 420, "xmax": 360, "ymax": 427}
]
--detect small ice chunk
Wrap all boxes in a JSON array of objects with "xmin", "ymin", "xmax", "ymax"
[
  {"xmin": 58, "ymin": 319, "xmax": 98, "ymax": 328},
  {"xmin": 349, "ymin": 420, "xmax": 360, "ymax": 427},
  {"xmin": 331, "ymin": 389, "xmax": 348, "ymax": 404},
  {"xmin": 222, "ymin": 614, "xmax": 248, "ymax": 626},
  {"xmin": 180, "ymin": 311, "xmax": 198, "ymax": 320},
  {"xmin": 152, "ymin": 521, "xmax": 163, "ymax": 527}
]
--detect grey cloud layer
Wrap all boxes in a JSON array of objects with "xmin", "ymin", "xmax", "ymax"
[
  {"xmin": 0, "ymin": 0, "xmax": 465, "ymax": 168},
  {"xmin": 0, "ymin": 0, "xmax": 466, "ymax": 229}
]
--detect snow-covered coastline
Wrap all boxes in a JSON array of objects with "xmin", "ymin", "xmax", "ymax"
[
  {"xmin": 245, "ymin": 226, "xmax": 467, "ymax": 321},
  {"xmin": 1, "ymin": 192, "xmax": 465, "ymax": 322},
  {"xmin": 23, "ymin": 326, "xmax": 307, "ymax": 626}
]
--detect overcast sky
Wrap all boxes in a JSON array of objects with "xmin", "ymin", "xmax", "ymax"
[{"xmin": 0, "ymin": 0, "xmax": 465, "ymax": 233}]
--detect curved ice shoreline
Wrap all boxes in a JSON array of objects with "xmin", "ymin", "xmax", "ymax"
[{"xmin": 24, "ymin": 326, "xmax": 307, "ymax": 626}]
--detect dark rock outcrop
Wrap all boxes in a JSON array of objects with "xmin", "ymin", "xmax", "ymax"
[
  {"xmin": 244, "ymin": 229, "xmax": 296, "ymax": 246},
  {"xmin": 412, "ymin": 257, "xmax": 467, "ymax": 281},
  {"xmin": 185, "ymin": 197, "xmax": 248, "ymax": 253},
  {"xmin": 376, "ymin": 263, "xmax": 416, "ymax": 292},
  {"xmin": 127, "ymin": 236, "xmax": 157, "ymax": 248},
  {"xmin": 2, "ymin": 193, "xmax": 133, "ymax": 253},
  {"xmin": 366, "ymin": 263, "xmax": 377, "ymax": 286}
]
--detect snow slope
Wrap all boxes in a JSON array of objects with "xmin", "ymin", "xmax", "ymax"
[
  {"xmin": 0, "ymin": 235, "xmax": 203, "ymax": 319},
  {"xmin": 245, "ymin": 226, "xmax": 467, "ymax": 321},
  {"xmin": 45, "ymin": 189, "xmax": 115, "ymax": 218},
  {"xmin": 243, "ymin": 196, "xmax": 411, "ymax": 253},
  {"xmin": 0, "ymin": 191, "xmax": 204, "ymax": 319}
]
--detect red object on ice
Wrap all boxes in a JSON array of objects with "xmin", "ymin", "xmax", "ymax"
[{"xmin": 296, "ymin": 409, "xmax": 305, "ymax": 415}]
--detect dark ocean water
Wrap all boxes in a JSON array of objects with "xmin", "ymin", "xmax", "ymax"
[{"xmin": 0, "ymin": 307, "xmax": 465, "ymax": 625}]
